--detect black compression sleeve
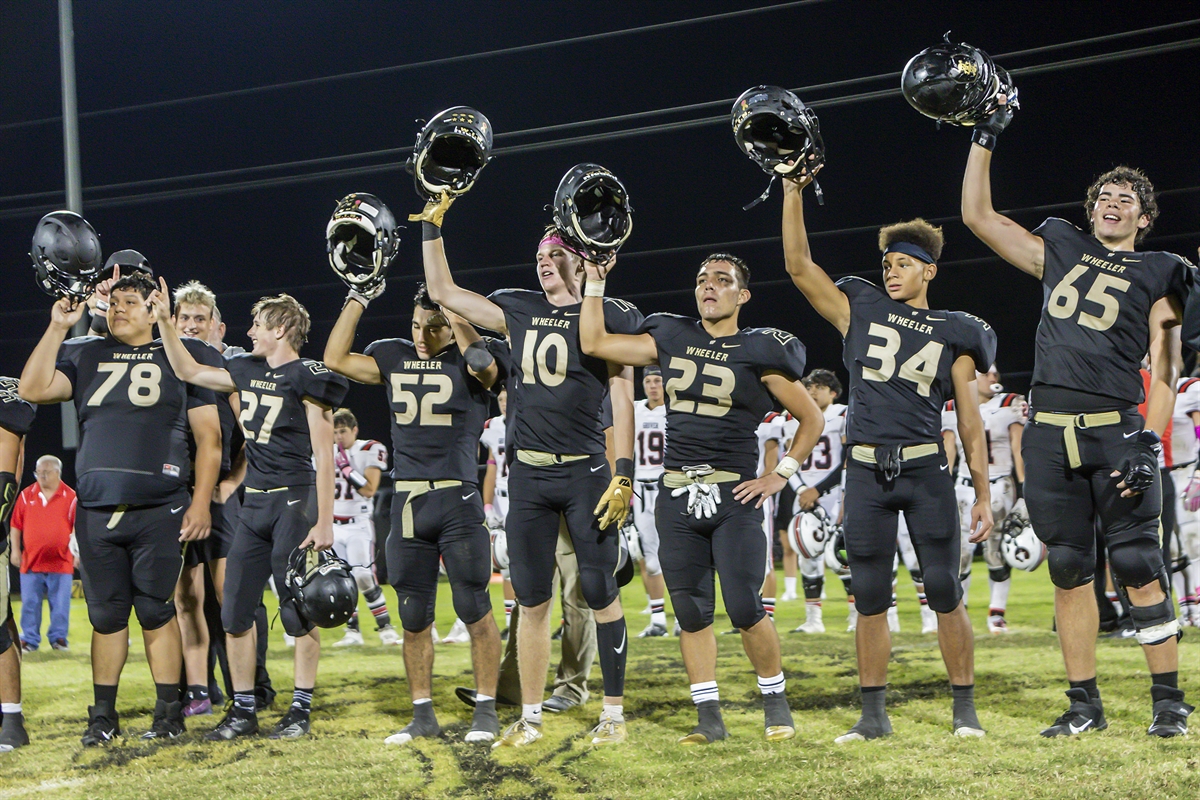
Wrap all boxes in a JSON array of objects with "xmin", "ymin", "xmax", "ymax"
[{"xmin": 813, "ymin": 451, "xmax": 846, "ymax": 496}]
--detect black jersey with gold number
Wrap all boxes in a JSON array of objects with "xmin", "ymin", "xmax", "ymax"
[
  {"xmin": 838, "ymin": 277, "xmax": 995, "ymax": 445},
  {"xmin": 0, "ymin": 377, "xmax": 36, "ymax": 437},
  {"xmin": 489, "ymin": 289, "xmax": 643, "ymax": 456},
  {"xmin": 56, "ymin": 336, "xmax": 219, "ymax": 507},
  {"xmin": 365, "ymin": 337, "xmax": 509, "ymax": 483},
  {"xmin": 1031, "ymin": 218, "xmax": 1191, "ymax": 404},
  {"xmin": 225, "ymin": 355, "xmax": 348, "ymax": 490},
  {"xmin": 639, "ymin": 313, "xmax": 806, "ymax": 478}
]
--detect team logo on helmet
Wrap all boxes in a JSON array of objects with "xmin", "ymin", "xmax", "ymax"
[
  {"xmin": 405, "ymin": 106, "xmax": 493, "ymax": 200},
  {"xmin": 551, "ymin": 163, "xmax": 633, "ymax": 266},
  {"xmin": 29, "ymin": 210, "xmax": 104, "ymax": 302},
  {"xmin": 901, "ymin": 34, "xmax": 1018, "ymax": 127}
]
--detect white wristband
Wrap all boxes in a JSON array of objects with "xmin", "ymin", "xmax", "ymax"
[
  {"xmin": 583, "ymin": 279, "xmax": 606, "ymax": 297},
  {"xmin": 94, "ymin": 299, "xmax": 109, "ymax": 312},
  {"xmin": 774, "ymin": 456, "xmax": 800, "ymax": 480}
]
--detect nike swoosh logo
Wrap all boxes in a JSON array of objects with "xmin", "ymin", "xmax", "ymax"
[
  {"xmin": 287, "ymin": 499, "xmax": 301, "ymax": 506},
  {"xmin": 1123, "ymin": 431, "xmax": 1138, "ymax": 439},
  {"xmin": 615, "ymin": 628, "xmax": 627, "ymax": 655},
  {"xmin": 939, "ymin": 464, "xmax": 948, "ymax": 471},
  {"xmin": 925, "ymin": 316, "xmax": 943, "ymax": 322},
  {"xmin": 1068, "ymin": 720, "xmax": 1092, "ymax": 734},
  {"xmin": 462, "ymin": 492, "xmax": 476, "ymax": 501},
  {"xmin": 170, "ymin": 506, "xmax": 185, "ymax": 514},
  {"xmin": 563, "ymin": 312, "xmax": 579, "ymax": 317},
  {"xmin": 720, "ymin": 343, "xmax": 741, "ymax": 349},
  {"xmin": 1121, "ymin": 258, "xmax": 1139, "ymax": 263},
  {"xmin": 590, "ymin": 464, "xmax": 605, "ymax": 472}
]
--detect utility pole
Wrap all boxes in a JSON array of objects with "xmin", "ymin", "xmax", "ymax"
[{"xmin": 59, "ymin": 0, "xmax": 84, "ymax": 448}]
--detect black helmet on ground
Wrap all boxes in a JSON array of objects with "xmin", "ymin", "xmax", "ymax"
[
  {"xmin": 285, "ymin": 547, "xmax": 359, "ymax": 629},
  {"xmin": 29, "ymin": 210, "xmax": 103, "ymax": 302},
  {"xmin": 551, "ymin": 163, "xmax": 633, "ymax": 266},
  {"xmin": 326, "ymin": 192, "xmax": 401, "ymax": 293},
  {"xmin": 901, "ymin": 34, "xmax": 1018, "ymax": 126},
  {"xmin": 405, "ymin": 106, "xmax": 493, "ymax": 200}
]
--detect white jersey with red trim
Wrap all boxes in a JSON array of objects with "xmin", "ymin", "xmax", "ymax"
[
  {"xmin": 479, "ymin": 414, "xmax": 508, "ymax": 494},
  {"xmin": 787, "ymin": 403, "xmax": 846, "ymax": 487},
  {"xmin": 942, "ymin": 393, "xmax": 1027, "ymax": 481},
  {"xmin": 633, "ymin": 399, "xmax": 667, "ymax": 482},
  {"xmin": 1171, "ymin": 377, "xmax": 1200, "ymax": 469},
  {"xmin": 755, "ymin": 412, "xmax": 786, "ymax": 478},
  {"xmin": 333, "ymin": 438, "xmax": 388, "ymax": 519}
]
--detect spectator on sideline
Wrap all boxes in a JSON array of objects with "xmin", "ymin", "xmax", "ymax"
[{"xmin": 10, "ymin": 456, "xmax": 77, "ymax": 652}]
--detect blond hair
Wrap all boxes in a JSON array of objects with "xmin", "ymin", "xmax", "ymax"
[{"xmin": 251, "ymin": 294, "xmax": 310, "ymax": 351}]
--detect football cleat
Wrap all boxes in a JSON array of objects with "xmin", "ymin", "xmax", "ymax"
[
  {"xmin": 638, "ymin": 622, "xmax": 668, "ymax": 638},
  {"xmin": 763, "ymin": 694, "xmax": 795, "ymax": 742},
  {"xmin": 492, "ymin": 718, "xmax": 543, "ymax": 749},
  {"xmin": 183, "ymin": 696, "xmax": 213, "ymax": 717},
  {"xmin": 441, "ymin": 619, "xmax": 470, "ymax": 644},
  {"xmin": 780, "ymin": 590, "xmax": 799, "ymax": 603},
  {"xmin": 1148, "ymin": 687, "xmax": 1193, "ymax": 738},
  {"xmin": 987, "ymin": 614, "xmax": 1010, "ymax": 634},
  {"xmin": 673, "ymin": 619, "xmax": 683, "ymax": 637},
  {"xmin": 141, "ymin": 700, "xmax": 185, "ymax": 740},
  {"xmin": 589, "ymin": 716, "xmax": 627, "ymax": 746},
  {"xmin": 0, "ymin": 713, "xmax": 30, "ymax": 750},
  {"xmin": 205, "ymin": 707, "xmax": 259, "ymax": 741},
  {"xmin": 379, "ymin": 625, "xmax": 402, "ymax": 646},
  {"xmin": 846, "ymin": 606, "xmax": 859, "ymax": 632},
  {"xmin": 465, "ymin": 702, "xmax": 501, "ymax": 744},
  {"xmin": 920, "ymin": 606, "xmax": 939, "ymax": 634},
  {"xmin": 793, "ymin": 605, "xmax": 825, "ymax": 634},
  {"xmin": 81, "ymin": 703, "xmax": 120, "ymax": 747},
  {"xmin": 543, "ymin": 695, "xmax": 579, "ymax": 713},
  {"xmin": 551, "ymin": 623, "xmax": 564, "ymax": 641},
  {"xmin": 334, "ymin": 629, "xmax": 364, "ymax": 647},
  {"xmin": 1040, "ymin": 689, "xmax": 1107, "ymax": 737},
  {"xmin": 887, "ymin": 607, "xmax": 900, "ymax": 633},
  {"xmin": 835, "ymin": 714, "xmax": 893, "ymax": 743},
  {"xmin": 269, "ymin": 708, "xmax": 311, "ymax": 739}
]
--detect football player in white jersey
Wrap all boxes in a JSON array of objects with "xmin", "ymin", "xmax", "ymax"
[
  {"xmin": 755, "ymin": 411, "xmax": 787, "ymax": 625},
  {"xmin": 632, "ymin": 367, "xmax": 669, "ymax": 636},
  {"xmin": 782, "ymin": 370, "xmax": 846, "ymax": 633},
  {"xmin": 330, "ymin": 409, "xmax": 401, "ymax": 646},
  {"xmin": 1169, "ymin": 375, "xmax": 1200, "ymax": 625},
  {"xmin": 479, "ymin": 388, "xmax": 517, "ymax": 636},
  {"xmin": 941, "ymin": 365, "xmax": 1026, "ymax": 633}
]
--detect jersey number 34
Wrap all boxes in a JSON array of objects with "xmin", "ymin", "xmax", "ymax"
[{"xmin": 861, "ymin": 323, "xmax": 944, "ymax": 397}]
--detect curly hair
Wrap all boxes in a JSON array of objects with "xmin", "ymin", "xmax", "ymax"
[
  {"xmin": 1084, "ymin": 166, "xmax": 1157, "ymax": 244},
  {"xmin": 877, "ymin": 219, "xmax": 944, "ymax": 262}
]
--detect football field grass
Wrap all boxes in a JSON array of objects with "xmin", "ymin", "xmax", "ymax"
[{"xmin": 1, "ymin": 563, "xmax": 1197, "ymax": 800}]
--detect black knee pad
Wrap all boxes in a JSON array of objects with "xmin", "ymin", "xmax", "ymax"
[
  {"xmin": 724, "ymin": 589, "xmax": 766, "ymax": 631},
  {"xmin": 802, "ymin": 575, "xmax": 824, "ymax": 600},
  {"xmin": 1047, "ymin": 545, "xmax": 1095, "ymax": 589},
  {"xmin": 133, "ymin": 595, "xmax": 176, "ymax": 632},
  {"xmin": 578, "ymin": 566, "xmax": 619, "ymax": 611},
  {"xmin": 1108, "ymin": 539, "xmax": 1166, "ymax": 590},
  {"xmin": 922, "ymin": 567, "xmax": 964, "ymax": 615},
  {"xmin": 849, "ymin": 561, "xmax": 894, "ymax": 616},
  {"xmin": 1127, "ymin": 594, "xmax": 1181, "ymax": 645},
  {"xmin": 909, "ymin": 567, "xmax": 924, "ymax": 584},
  {"xmin": 278, "ymin": 597, "xmax": 314, "ymax": 638},
  {"xmin": 450, "ymin": 579, "xmax": 493, "ymax": 627},
  {"xmin": 397, "ymin": 590, "xmax": 437, "ymax": 633},
  {"xmin": 988, "ymin": 565, "xmax": 1011, "ymax": 584},
  {"xmin": 89, "ymin": 602, "xmax": 132, "ymax": 636},
  {"xmin": 669, "ymin": 586, "xmax": 715, "ymax": 633},
  {"xmin": 363, "ymin": 585, "xmax": 383, "ymax": 604}
]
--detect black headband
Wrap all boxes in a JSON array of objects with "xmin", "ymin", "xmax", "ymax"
[{"xmin": 883, "ymin": 241, "xmax": 935, "ymax": 265}]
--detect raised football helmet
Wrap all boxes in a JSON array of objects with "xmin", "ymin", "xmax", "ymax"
[
  {"xmin": 406, "ymin": 106, "xmax": 493, "ymax": 200},
  {"xmin": 29, "ymin": 210, "xmax": 103, "ymax": 302},
  {"xmin": 551, "ymin": 163, "xmax": 633, "ymax": 265},
  {"xmin": 490, "ymin": 527, "xmax": 509, "ymax": 571},
  {"xmin": 731, "ymin": 85, "xmax": 824, "ymax": 209},
  {"xmin": 901, "ymin": 35, "xmax": 1018, "ymax": 126},
  {"xmin": 999, "ymin": 508, "xmax": 1046, "ymax": 572},
  {"xmin": 787, "ymin": 506, "xmax": 832, "ymax": 560},
  {"xmin": 104, "ymin": 249, "xmax": 153, "ymax": 278},
  {"xmin": 326, "ymin": 193, "xmax": 401, "ymax": 293},
  {"xmin": 285, "ymin": 547, "xmax": 359, "ymax": 628}
]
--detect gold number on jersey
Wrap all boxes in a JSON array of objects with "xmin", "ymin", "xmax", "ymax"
[
  {"xmin": 521, "ymin": 330, "xmax": 568, "ymax": 387},
  {"xmin": 389, "ymin": 374, "xmax": 453, "ymax": 426},
  {"xmin": 862, "ymin": 323, "xmax": 945, "ymax": 397},
  {"xmin": 86, "ymin": 362, "xmax": 162, "ymax": 408},
  {"xmin": 238, "ymin": 391, "xmax": 284, "ymax": 444},
  {"xmin": 1047, "ymin": 264, "xmax": 1130, "ymax": 332},
  {"xmin": 663, "ymin": 357, "xmax": 735, "ymax": 418}
]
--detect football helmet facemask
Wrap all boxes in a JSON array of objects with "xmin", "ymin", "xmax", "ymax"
[
  {"xmin": 731, "ymin": 85, "xmax": 824, "ymax": 209},
  {"xmin": 327, "ymin": 193, "xmax": 401, "ymax": 293},
  {"xmin": 551, "ymin": 163, "xmax": 633, "ymax": 266},
  {"xmin": 406, "ymin": 106, "xmax": 493, "ymax": 200},
  {"xmin": 998, "ymin": 508, "xmax": 1046, "ymax": 572},
  {"xmin": 787, "ymin": 506, "xmax": 832, "ymax": 560},
  {"xmin": 824, "ymin": 526, "xmax": 849, "ymax": 574},
  {"xmin": 285, "ymin": 547, "xmax": 359, "ymax": 628},
  {"xmin": 29, "ymin": 210, "xmax": 103, "ymax": 302},
  {"xmin": 901, "ymin": 34, "xmax": 1018, "ymax": 127}
]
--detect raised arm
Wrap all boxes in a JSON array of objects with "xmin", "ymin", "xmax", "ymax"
[
  {"xmin": 150, "ymin": 278, "xmax": 237, "ymax": 393},
  {"xmin": 411, "ymin": 195, "xmax": 507, "ymax": 333},
  {"xmin": 961, "ymin": 145, "xmax": 1045, "ymax": 278},
  {"xmin": 446, "ymin": 309, "xmax": 499, "ymax": 390},
  {"xmin": 781, "ymin": 177, "xmax": 851, "ymax": 335},
  {"xmin": 19, "ymin": 298, "xmax": 86, "ymax": 403},
  {"xmin": 579, "ymin": 261, "xmax": 658, "ymax": 367},
  {"xmin": 734, "ymin": 373, "xmax": 823, "ymax": 508},
  {"xmin": 300, "ymin": 400, "xmax": 335, "ymax": 551},
  {"xmin": 951, "ymin": 356, "xmax": 993, "ymax": 543},
  {"xmin": 323, "ymin": 296, "xmax": 383, "ymax": 385}
]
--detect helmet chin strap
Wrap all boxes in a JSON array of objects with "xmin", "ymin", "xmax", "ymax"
[{"xmin": 743, "ymin": 173, "xmax": 823, "ymax": 211}]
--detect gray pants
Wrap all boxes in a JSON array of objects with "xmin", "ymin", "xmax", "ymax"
[{"xmin": 498, "ymin": 517, "xmax": 597, "ymax": 703}]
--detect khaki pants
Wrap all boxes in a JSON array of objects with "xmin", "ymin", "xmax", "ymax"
[{"xmin": 498, "ymin": 516, "xmax": 597, "ymax": 703}]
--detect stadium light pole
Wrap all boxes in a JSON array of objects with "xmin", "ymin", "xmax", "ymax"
[{"xmin": 59, "ymin": 0, "xmax": 83, "ymax": 448}]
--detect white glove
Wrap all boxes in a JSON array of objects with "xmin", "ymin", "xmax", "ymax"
[{"xmin": 671, "ymin": 467, "xmax": 722, "ymax": 519}]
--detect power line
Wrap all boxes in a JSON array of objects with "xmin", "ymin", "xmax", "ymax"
[{"xmin": 0, "ymin": 1, "xmax": 826, "ymax": 132}]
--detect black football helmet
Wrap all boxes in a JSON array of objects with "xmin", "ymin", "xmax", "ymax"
[
  {"xmin": 551, "ymin": 163, "xmax": 633, "ymax": 265},
  {"xmin": 901, "ymin": 35, "xmax": 1018, "ymax": 126},
  {"xmin": 103, "ymin": 249, "xmax": 153, "ymax": 278},
  {"xmin": 285, "ymin": 547, "xmax": 359, "ymax": 628},
  {"xmin": 326, "ymin": 192, "xmax": 401, "ymax": 293},
  {"xmin": 405, "ymin": 106, "xmax": 493, "ymax": 200},
  {"xmin": 29, "ymin": 210, "xmax": 103, "ymax": 302},
  {"xmin": 732, "ymin": 85, "xmax": 825, "ymax": 178}
]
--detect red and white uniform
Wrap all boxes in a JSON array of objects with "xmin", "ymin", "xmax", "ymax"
[
  {"xmin": 633, "ymin": 398, "xmax": 667, "ymax": 574},
  {"xmin": 783, "ymin": 403, "xmax": 846, "ymax": 580},
  {"xmin": 755, "ymin": 412, "xmax": 787, "ymax": 545},
  {"xmin": 479, "ymin": 414, "xmax": 509, "ymax": 522},
  {"xmin": 332, "ymin": 439, "xmax": 387, "ymax": 569}
]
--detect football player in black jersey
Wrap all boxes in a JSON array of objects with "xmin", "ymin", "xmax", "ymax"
[
  {"xmin": 415, "ymin": 195, "xmax": 638, "ymax": 748},
  {"xmin": 0, "ymin": 377, "xmax": 36, "ymax": 751},
  {"xmin": 151, "ymin": 283, "xmax": 348, "ymax": 741},
  {"xmin": 963, "ymin": 117, "xmax": 1194, "ymax": 736},
  {"xmin": 20, "ymin": 270, "xmax": 223, "ymax": 745},
  {"xmin": 580, "ymin": 253, "xmax": 825, "ymax": 745},
  {"xmin": 324, "ymin": 282, "xmax": 506, "ymax": 745},
  {"xmin": 782, "ymin": 174, "xmax": 997, "ymax": 742}
]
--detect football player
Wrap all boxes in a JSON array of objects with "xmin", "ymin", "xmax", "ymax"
[
  {"xmin": 0, "ymin": 377, "xmax": 35, "ymax": 751},
  {"xmin": 754, "ymin": 412, "xmax": 786, "ymax": 624},
  {"xmin": 414, "ymin": 196, "xmax": 639, "ymax": 748},
  {"xmin": 479, "ymin": 389, "xmax": 517, "ymax": 635},
  {"xmin": 580, "ymin": 252, "xmax": 824, "ymax": 746},
  {"xmin": 963, "ymin": 114, "xmax": 1193, "ymax": 736},
  {"xmin": 632, "ymin": 366, "xmax": 668, "ymax": 637},
  {"xmin": 21, "ymin": 269, "xmax": 223, "ymax": 744},
  {"xmin": 1170, "ymin": 373, "xmax": 1200, "ymax": 625},
  {"xmin": 326, "ymin": 409, "xmax": 399, "ymax": 648},
  {"xmin": 782, "ymin": 369, "xmax": 847, "ymax": 633},
  {"xmin": 150, "ymin": 284, "xmax": 348, "ymax": 741},
  {"xmin": 941, "ymin": 365, "xmax": 1027, "ymax": 632},
  {"xmin": 783, "ymin": 173, "xmax": 996, "ymax": 742},
  {"xmin": 323, "ymin": 283, "xmax": 506, "ymax": 745}
]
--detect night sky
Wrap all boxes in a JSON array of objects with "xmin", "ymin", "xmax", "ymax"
[{"xmin": 3, "ymin": 1, "xmax": 1198, "ymax": 482}]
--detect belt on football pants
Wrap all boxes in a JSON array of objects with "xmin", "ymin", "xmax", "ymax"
[
  {"xmin": 1032, "ymin": 410, "xmax": 1123, "ymax": 469},
  {"xmin": 850, "ymin": 443, "xmax": 940, "ymax": 465},
  {"xmin": 244, "ymin": 486, "xmax": 288, "ymax": 493},
  {"xmin": 516, "ymin": 450, "xmax": 590, "ymax": 467},
  {"xmin": 393, "ymin": 480, "xmax": 461, "ymax": 538},
  {"xmin": 661, "ymin": 469, "xmax": 741, "ymax": 488}
]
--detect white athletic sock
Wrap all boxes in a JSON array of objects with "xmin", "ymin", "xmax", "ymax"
[
  {"xmin": 412, "ymin": 697, "xmax": 432, "ymax": 705},
  {"xmin": 1, "ymin": 703, "xmax": 21, "ymax": 714},
  {"xmin": 989, "ymin": 577, "xmax": 1011, "ymax": 614},
  {"xmin": 522, "ymin": 703, "xmax": 543, "ymax": 725},
  {"xmin": 758, "ymin": 672, "xmax": 786, "ymax": 696},
  {"xmin": 784, "ymin": 576, "xmax": 797, "ymax": 595},
  {"xmin": 601, "ymin": 703, "xmax": 624, "ymax": 722},
  {"xmin": 690, "ymin": 681, "xmax": 719, "ymax": 705},
  {"xmin": 961, "ymin": 574, "xmax": 972, "ymax": 608}
]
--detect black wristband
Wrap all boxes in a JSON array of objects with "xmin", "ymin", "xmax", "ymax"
[
  {"xmin": 615, "ymin": 458, "xmax": 634, "ymax": 479},
  {"xmin": 464, "ymin": 339, "xmax": 495, "ymax": 372},
  {"xmin": 422, "ymin": 221, "xmax": 442, "ymax": 241},
  {"xmin": 971, "ymin": 128, "xmax": 998, "ymax": 151}
]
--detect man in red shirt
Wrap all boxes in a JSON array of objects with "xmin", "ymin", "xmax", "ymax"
[{"xmin": 10, "ymin": 456, "xmax": 77, "ymax": 652}]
